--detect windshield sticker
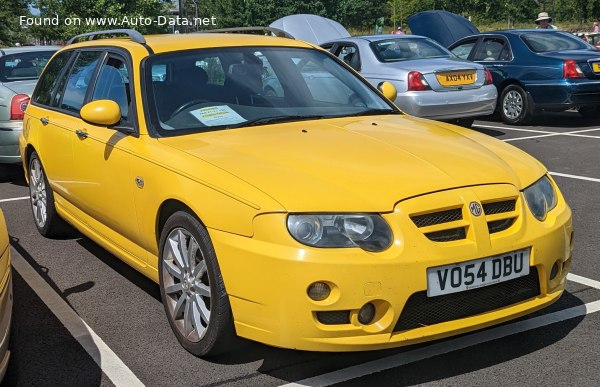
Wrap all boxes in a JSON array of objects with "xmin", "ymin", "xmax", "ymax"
[{"xmin": 189, "ymin": 105, "xmax": 246, "ymax": 126}]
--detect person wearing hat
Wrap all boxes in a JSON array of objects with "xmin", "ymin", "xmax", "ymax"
[{"xmin": 535, "ymin": 12, "xmax": 558, "ymax": 29}]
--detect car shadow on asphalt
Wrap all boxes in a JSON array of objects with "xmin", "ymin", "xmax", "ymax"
[
  {"xmin": 74, "ymin": 237, "xmax": 161, "ymax": 303},
  {"xmin": 204, "ymin": 290, "xmax": 586, "ymax": 386},
  {"xmin": 4, "ymin": 271, "xmax": 104, "ymax": 386},
  {"xmin": 0, "ymin": 165, "xmax": 26, "ymax": 187}
]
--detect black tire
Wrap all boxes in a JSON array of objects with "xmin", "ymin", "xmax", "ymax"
[
  {"xmin": 158, "ymin": 211, "xmax": 237, "ymax": 357},
  {"xmin": 28, "ymin": 151, "xmax": 69, "ymax": 237},
  {"xmin": 578, "ymin": 105, "xmax": 600, "ymax": 119},
  {"xmin": 455, "ymin": 118, "xmax": 475, "ymax": 128},
  {"xmin": 499, "ymin": 84, "xmax": 533, "ymax": 125}
]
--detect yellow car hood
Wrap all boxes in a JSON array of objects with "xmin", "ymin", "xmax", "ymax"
[{"xmin": 158, "ymin": 115, "xmax": 546, "ymax": 212}]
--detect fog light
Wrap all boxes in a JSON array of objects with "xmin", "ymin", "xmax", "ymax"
[
  {"xmin": 307, "ymin": 282, "xmax": 331, "ymax": 301},
  {"xmin": 550, "ymin": 262, "xmax": 559, "ymax": 280},
  {"xmin": 358, "ymin": 302, "xmax": 376, "ymax": 325}
]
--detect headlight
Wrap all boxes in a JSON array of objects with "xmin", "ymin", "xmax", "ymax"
[
  {"xmin": 287, "ymin": 214, "xmax": 392, "ymax": 252},
  {"xmin": 523, "ymin": 175, "xmax": 557, "ymax": 221}
]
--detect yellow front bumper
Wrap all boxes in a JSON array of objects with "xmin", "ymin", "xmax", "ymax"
[
  {"xmin": 213, "ymin": 185, "xmax": 572, "ymax": 352},
  {"xmin": 0, "ymin": 247, "xmax": 12, "ymax": 381}
]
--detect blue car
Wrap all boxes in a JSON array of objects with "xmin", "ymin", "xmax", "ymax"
[{"xmin": 410, "ymin": 11, "xmax": 600, "ymax": 125}]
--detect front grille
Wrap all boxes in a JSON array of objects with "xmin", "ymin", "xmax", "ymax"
[
  {"xmin": 411, "ymin": 208, "xmax": 463, "ymax": 228},
  {"xmin": 488, "ymin": 218, "xmax": 515, "ymax": 234},
  {"xmin": 483, "ymin": 200, "xmax": 516, "ymax": 215},
  {"xmin": 316, "ymin": 310, "xmax": 350, "ymax": 325},
  {"xmin": 393, "ymin": 267, "xmax": 540, "ymax": 332},
  {"xmin": 425, "ymin": 227, "xmax": 466, "ymax": 242}
]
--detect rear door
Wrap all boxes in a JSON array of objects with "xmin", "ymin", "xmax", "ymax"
[{"xmin": 469, "ymin": 35, "xmax": 513, "ymax": 84}]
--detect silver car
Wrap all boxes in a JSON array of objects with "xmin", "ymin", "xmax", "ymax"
[
  {"xmin": 272, "ymin": 15, "xmax": 497, "ymax": 127},
  {"xmin": 0, "ymin": 46, "xmax": 58, "ymax": 163}
]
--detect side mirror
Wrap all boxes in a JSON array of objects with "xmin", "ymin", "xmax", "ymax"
[
  {"xmin": 377, "ymin": 81, "xmax": 397, "ymax": 102},
  {"xmin": 80, "ymin": 100, "xmax": 121, "ymax": 126}
]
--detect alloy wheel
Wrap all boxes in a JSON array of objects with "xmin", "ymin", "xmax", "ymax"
[
  {"xmin": 29, "ymin": 157, "xmax": 48, "ymax": 228},
  {"xmin": 502, "ymin": 90, "xmax": 523, "ymax": 120},
  {"xmin": 162, "ymin": 228, "xmax": 211, "ymax": 342}
]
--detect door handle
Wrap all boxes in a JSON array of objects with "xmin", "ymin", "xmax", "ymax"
[
  {"xmin": 75, "ymin": 129, "xmax": 88, "ymax": 139},
  {"xmin": 40, "ymin": 117, "xmax": 49, "ymax": 125}
]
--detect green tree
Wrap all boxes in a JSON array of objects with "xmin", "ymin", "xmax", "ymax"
[
  {"xmin": 0, "ymin": 0, "xmax": 30, "ymax": 46},
  {"xmin": 28, "ymin": 0, "xmax": 171, "ymax": 42}
]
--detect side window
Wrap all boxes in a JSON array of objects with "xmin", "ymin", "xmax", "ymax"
[
  {"xmin": 61, "ymin": 51, "xmax": 103, "ymax": 113},
  {"xmin": 33, "ymin": 51, "xmax": 73, "ymax": 106},
  {"xmin": 336, "ymin": 45, "xmax": 361, "ymax": 71},
  {"xmin": 91, "ymin": 57, "xmax": 131, "ymax": 123},
  {"xmin": 450, "ymin": 40, "xmax": 477, "ymax": 59},
  {"xmin": 473, "ymin": 38, "xmax": 511, "ymax": 61}
]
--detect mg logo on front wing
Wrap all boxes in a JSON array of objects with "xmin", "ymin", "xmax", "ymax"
[{"xmin": 469, "ymin": 201, "xmax": 483, "ymax": 217}]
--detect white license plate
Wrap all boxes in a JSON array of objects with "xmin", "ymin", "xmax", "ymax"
[{"xmin": 427, "ymin": 248, "xmax": 530, "ymax": 297}]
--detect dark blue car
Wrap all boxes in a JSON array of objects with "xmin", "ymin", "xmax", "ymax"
[{"xmin": 409, "ymin": 11, "xmax": 600, "ymax": 125}]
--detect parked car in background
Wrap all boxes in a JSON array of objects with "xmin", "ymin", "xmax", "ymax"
[
  {"xmin": 272, "ymin": 15, "xmax": 497, "ymax": 128},
  {"xmin": 585, "ymin": 32, "xmax": 600, "ymax": 49},
  {"xmin": 0, "ymin": 209, "xmax": 12, "ymax": 382},
  {"xmin": 409, "ymin": 11, "xmax": 600, "ymax": 125},
  {"xmin": 0, "ymin": 46, "xmax": 58, "ymax": 163},
  {"xmin": 21, "ymin": 29, "xmax": 572, "ymax": 357}
]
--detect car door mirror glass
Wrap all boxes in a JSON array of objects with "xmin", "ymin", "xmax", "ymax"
[{"xmin": 80, "ymin": 99, "xmax": 121, "ymax": 126}]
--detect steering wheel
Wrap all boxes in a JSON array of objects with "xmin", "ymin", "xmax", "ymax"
[{"xmin": 169, "ymin": 99, "xmax": 208, "ymax": 119}]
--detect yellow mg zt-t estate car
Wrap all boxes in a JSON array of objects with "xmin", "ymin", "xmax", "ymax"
[{"xmin": 20, "ymin": 29, "xmax": 573, "ymax": 356}]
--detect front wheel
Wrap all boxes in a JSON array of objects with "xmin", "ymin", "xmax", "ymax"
[
  {"xmin": 159, "ymin": 211, "xmax": 237, "ymax": 357},
  {"xmin": 499, "ymin": 85, "xmax": 533, "ymax": 125}
]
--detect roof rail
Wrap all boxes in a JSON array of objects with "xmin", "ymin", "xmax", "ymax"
[
  {"xmin": 67, "ymin": 29, "xmax": 146, "ymax": 45},
  {"xmin": 196, "ymin": 27, "xmax": 294, "ymax": 39}
]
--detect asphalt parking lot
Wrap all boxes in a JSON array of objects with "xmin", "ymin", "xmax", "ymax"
[{"xmin": 1, "ymin": 111, "xmax": 599, "ymax": 387}]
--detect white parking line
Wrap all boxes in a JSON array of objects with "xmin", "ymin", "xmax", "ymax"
[
  {"xmin": 504, "ymin": 133, "xmax": 561, "ymax": 142},
  {"xmin": 281, "ymin": 274, "xmax": 600, "ymax": 387},
  {"xmin": 10, "ymin": 247, "xmax": 144, "ymax": 387},
  {"xmin": 568, "ymin": 273, "xmax": 600, "ymax": 289},
  {"xmin": 0, "ymin": 196, "xmax": 29, "ymax": 203},
  {"xmin": 550, "ymin": 172, "xmax": 600, "ymax": 183},
  {"xmin": 473, "ymin": 124, "xmax": 556, "ymax": 134}
]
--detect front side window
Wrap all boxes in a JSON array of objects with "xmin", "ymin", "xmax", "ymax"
[
  {"xmin": 335, "ymin": 45, "xmax": 360, "ymax": 71},
  {"xmin": 61, "ymin": 51, "xmax": 103, "ymax": 113},
  {"xmin": 0, "ymin": 50, "xmax": 56, "ymax": 83},
  {"xmin": 371, "ymin": 38, "xmax": 451, "ymax": 62},
  {"xmin": 146, "ymin": 46, "xmax": 397, "ymax": 137},
  {"xmin": 33, "ymin": 50, "xmax": 72, "ymax": 106},
  {"xmin": 451, "ymin": 41, "xmax": 477, "ymax": 59},
  {"xmin": 91, "ymin": 57, "xmax": 131, "ymax": 123}
]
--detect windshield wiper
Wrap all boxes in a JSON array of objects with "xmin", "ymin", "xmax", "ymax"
[
  {"xmin": 342, "ymin": 109, "xmax": 402, "ymax": 117},
  {"xmin": 227, "ymin": 115, "xmax": 327, "ymax": 128}
]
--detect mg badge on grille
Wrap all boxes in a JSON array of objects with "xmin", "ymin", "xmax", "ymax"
[{"xmin": 469, "ymin": 201, "xmax": 483, "ymax": 216}]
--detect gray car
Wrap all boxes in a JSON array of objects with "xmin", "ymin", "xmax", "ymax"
[
  {"xmin": 0, "ymin": 46, "xmax": 58, "ymax": 164},
  {"xmin": 272, "ymin": 15, "xmax": 497, "ymax": 127}
]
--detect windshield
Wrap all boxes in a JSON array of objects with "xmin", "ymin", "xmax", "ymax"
[
  {"xmin": 0, "ymin": 50, "xmax": 56, "ymax": 82},
  {"xmin": 145, "ymin": 46, "xmax": 397, "ymax": 136},
  {"xmin": 521, "ymin": 32, "xmax": 591, "ymax": 52},
  {"xmin": 371, "ymin": 38, "xmax": 452, "ymax": 62}
]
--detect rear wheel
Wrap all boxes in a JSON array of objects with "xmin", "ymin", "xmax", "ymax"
[
  {"xmin": 159, "ymin": 211, "xmax": 237, "ymax": 357},
  {"xmin": 454, "ymin": 118, "xmax": 475, "ymax": 128},
  {"xmin": 578, "ymin": 105, "xmax": 600, "ymax": 119},
  {"xmin": 499, "ymin": 85, "xmax": 533, "ymax": 125},
  {"xmin": 28, "ymin": 151, "xmax": 69, "ymax": 237}
]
